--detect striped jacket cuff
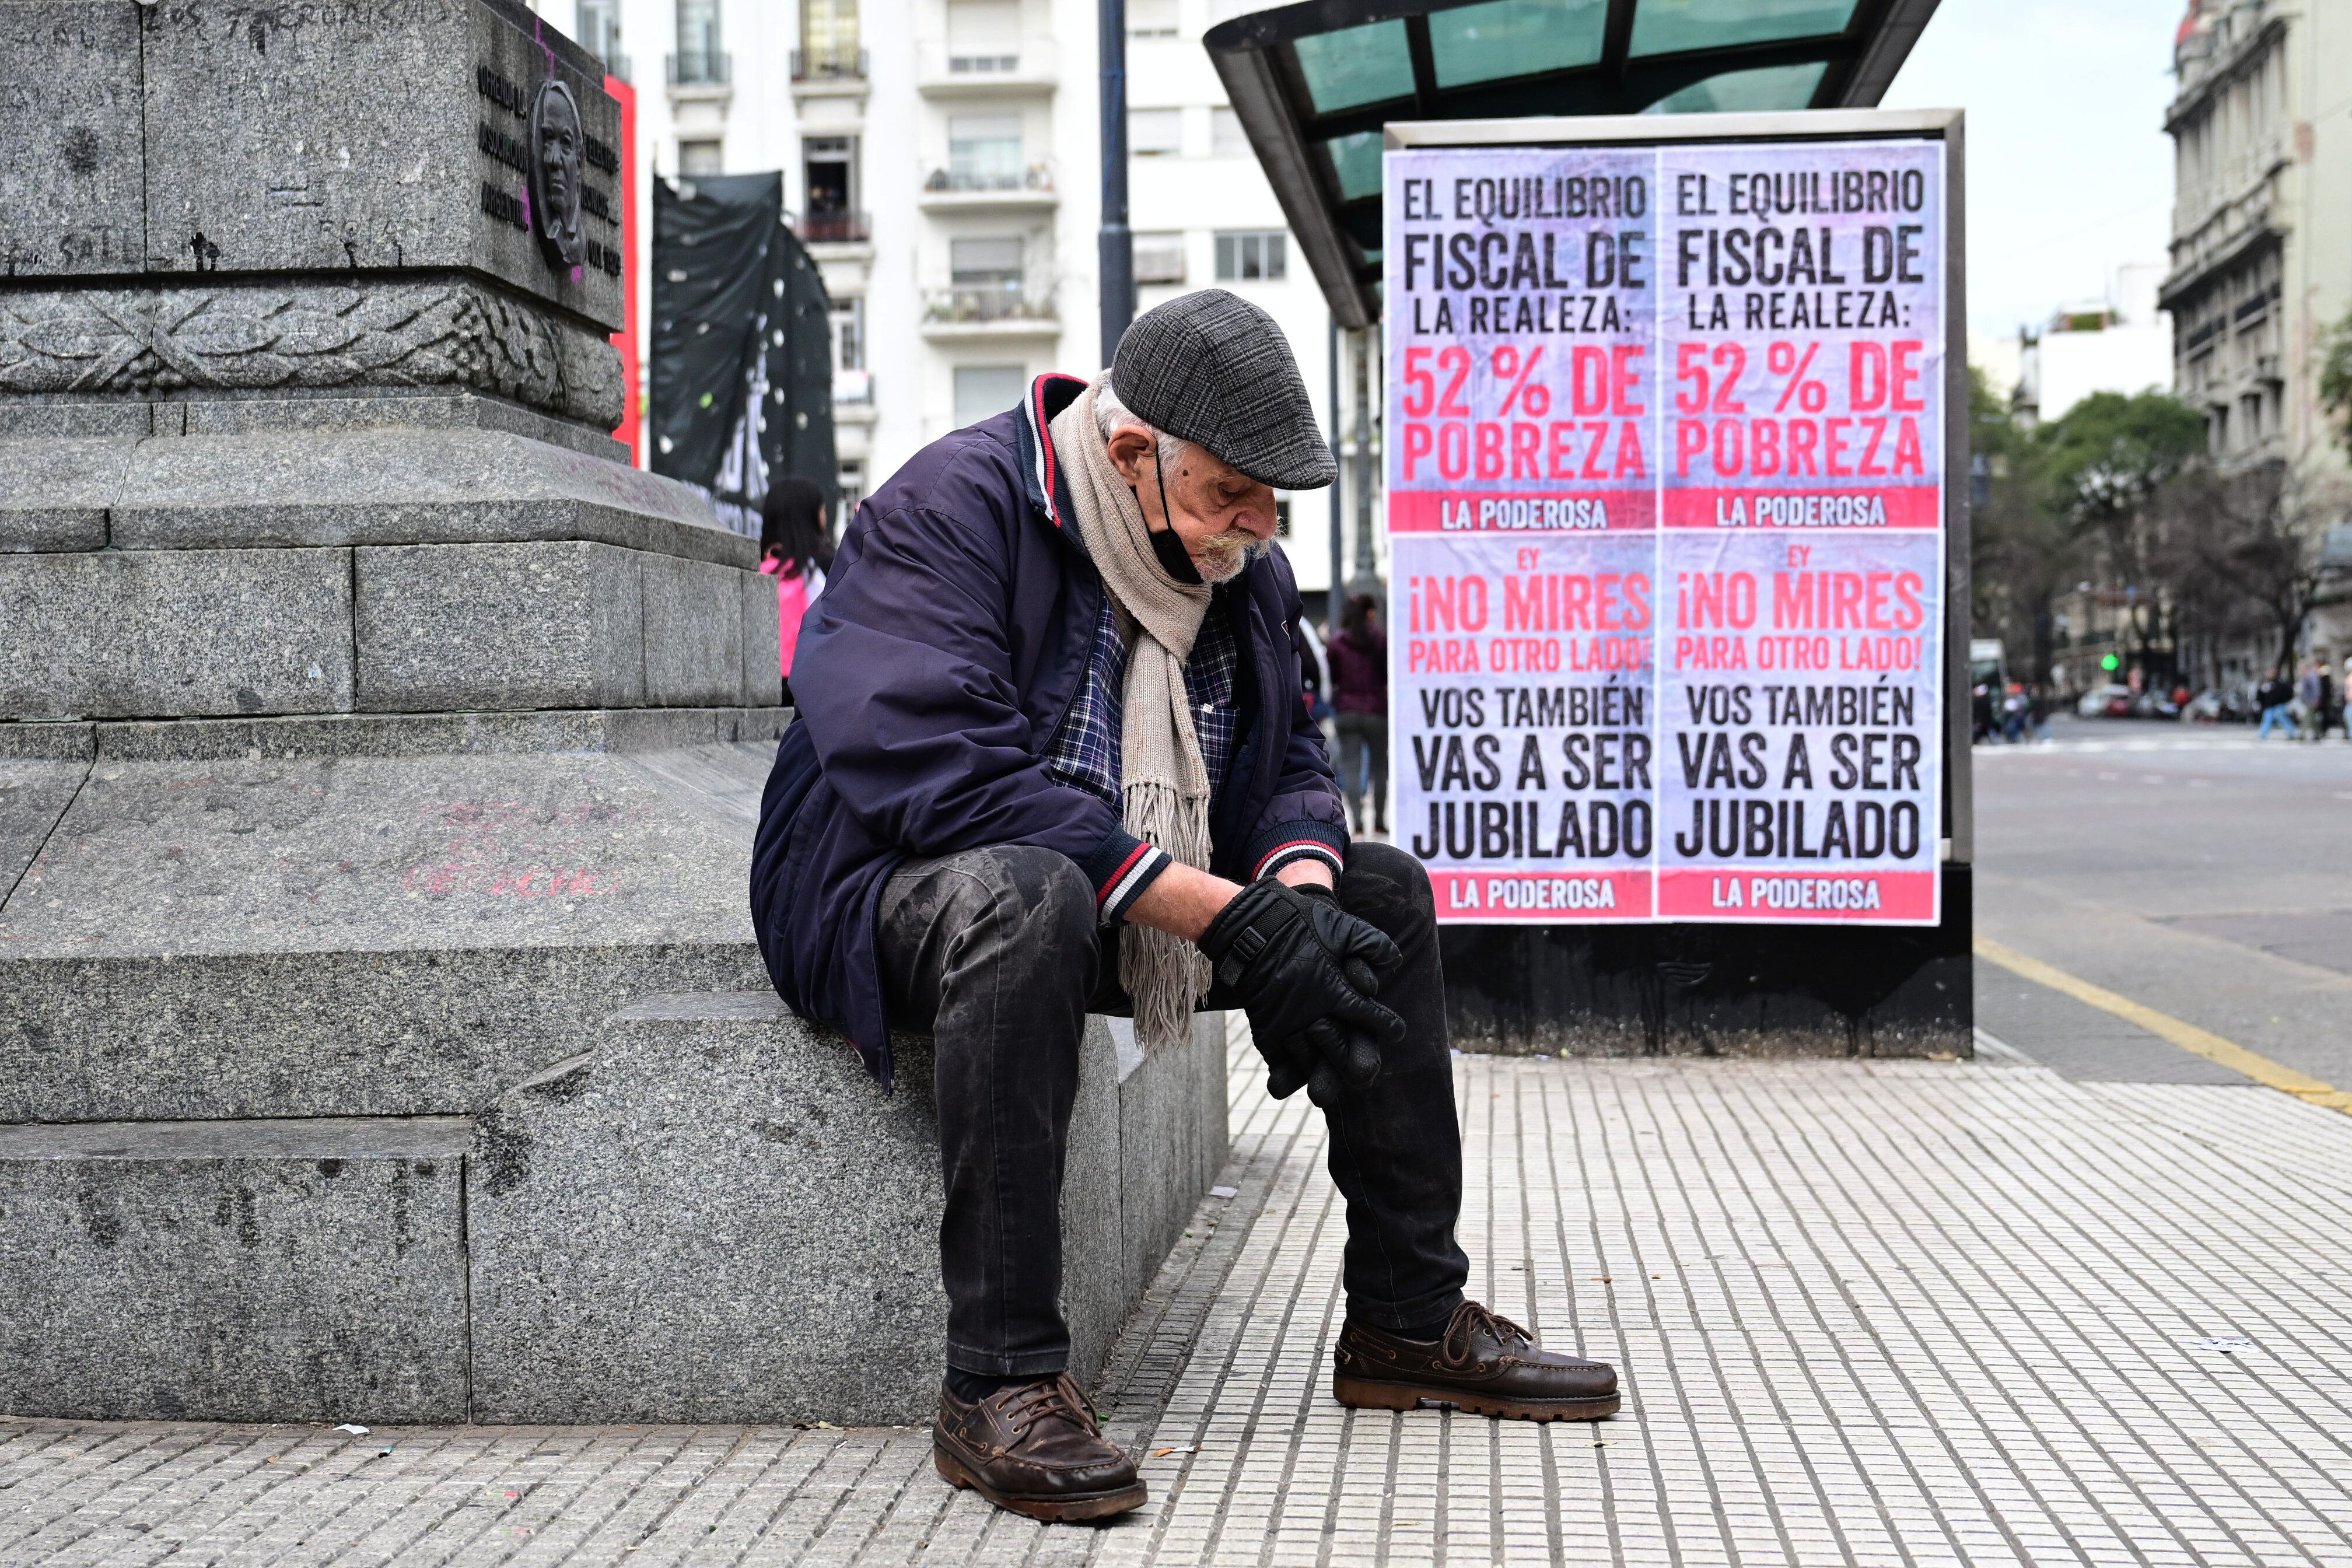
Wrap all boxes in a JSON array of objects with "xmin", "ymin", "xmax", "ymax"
[
  {"xmin": 1245, "ymin": 820, "xmax": 1349, "ymax": 882},
  {"xmin": 1073, "ymin": 828, "xmax": 1174, "ymax": 925}
]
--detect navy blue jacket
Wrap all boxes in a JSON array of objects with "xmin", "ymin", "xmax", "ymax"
[{"xmin": 750, "ymin": 374, "xmax": 1348, "ymax": 1085}]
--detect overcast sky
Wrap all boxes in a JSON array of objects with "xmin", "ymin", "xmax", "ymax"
[{"xmin": 1881, "ymin": 0, "xmax": 2183, "ymax": 342}]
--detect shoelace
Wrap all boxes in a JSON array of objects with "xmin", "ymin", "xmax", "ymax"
[
  {"xmin": 999, "ymin": 1373, "xmax": 1098, "ymax": 1440},
  {"xmin": 1438, "ymin": 1302, "xmax": 1533, "ymax": 1370}
]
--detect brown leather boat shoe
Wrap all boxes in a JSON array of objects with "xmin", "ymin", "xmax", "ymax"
[
  {"xmin": 1332, "ymin": 1300, "xmax": 1620, "ymax": 1421},
  {"xmin": 933, "ymin": 1372, "xmax": 1148, "ymax": 1522}
]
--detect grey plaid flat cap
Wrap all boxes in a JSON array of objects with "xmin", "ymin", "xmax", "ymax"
[{"xmin": 1111, "ymin": 289, "xmax": 1338, "ymax": 490}]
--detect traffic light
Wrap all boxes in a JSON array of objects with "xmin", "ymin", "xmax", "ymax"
[{"xmin": 2101, "ymin": 654, "xmax": 2120, "ymax": 672}]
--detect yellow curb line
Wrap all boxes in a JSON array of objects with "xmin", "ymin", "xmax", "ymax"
[{"xmin": 1975, "ymin": 936, "xmax": 2352, "ymax": 1115}]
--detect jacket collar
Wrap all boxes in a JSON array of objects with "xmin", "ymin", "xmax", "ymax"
[{"xmin": 1016, "ymin": 372, "xmax": 1090, "ymax": 530}]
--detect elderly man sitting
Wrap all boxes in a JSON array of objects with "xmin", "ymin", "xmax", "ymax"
[{"xmin": 750, "ymin": 291, "xmax": 1617, "ymax": 1523}]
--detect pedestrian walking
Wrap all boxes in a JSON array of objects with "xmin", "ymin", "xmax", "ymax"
[
  {"xmin": 1292, "ymin": 614, "xmax": 1332, "ymax": 725},
  {"xmin": 2301, "ymin": 660, "xmax": 2340, "ymax": 741},
  {"xmin": 2000, "ymin": 684, "xmax": 2027, "ymax": 744},
  {"xmin": 1327, "ymin": 594, "xmax": 1389, "ymax": 836},
  {"xmin": 2292, "ymin": 660, "xmax": 2325, "ymax": 741},
  {"xmin": 2255, "ymin": 665, "xmax": 2299, "ymax": 740},
  {"xmin": 760, "ymin": 477, "xmax": 834, "ymax": 710}
]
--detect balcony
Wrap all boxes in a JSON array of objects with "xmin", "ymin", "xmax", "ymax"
[
  {"xmin": 834, "ymin": 369, "xmax": 877, "ymax": 422},
  {"xmin": 918, "ymin": 162, "xmax": 1058, "ymax": 214},
  {"xmin": 792, "ymin": 46, "xmax": 869, "ymax": 99},
  {"xmin": 921, "ymin": 282, "xmax": 1060, "ymax": 341},
  {"xmin": 793, "ymin": 46, "xmax": 867, "ymax": 79},
  {"xmin": 666, "ymin": 51, "xmax": 732, "ymax": 97},
  {"xmin": 916, "ymin": 38, "xmax": 1059, "ymax": 97},
  {"xmin": 796, "ymin": 209, "xmax": 872, "ymax": 245}
]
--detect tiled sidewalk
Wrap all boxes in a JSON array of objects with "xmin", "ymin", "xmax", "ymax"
[{"xmin": 6, "ymin": 1023, "xmax": 2351, "ymax": 1567}]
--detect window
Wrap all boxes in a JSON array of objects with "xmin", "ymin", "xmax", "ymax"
[
  {"xmin": 676, "ymin": 0, "xmax": 723, "ymax": 76},
  {"xmin": 836, "ymin": 462, "xmax": 866, "ymax": 529},
  {"xmin": 1128, "ymin": 0, "xmax": 1179, "ymax": 35},
  {"xmin": 1211, "ymin": 106, "xmax": 1248, "ymax": 155},
  {"xmin": 832, "ymin": 460, "xmax": 860, "ymax": 526},
  {"xmin": 1129, "ymin": 108, "xmax": 1182, "ymax": 157},
  {"xmin": 948, "ymin": 237, "xmax": 1027, "ymax": 319},
  {"xmin": 1134, "ymin": 232, "xmax": 1186, "ymax": 284},
  {"xmin": 947, "ymin": 0, "xmax": 1020, "ymax": 73},
  {"xmin": 678, "ymin": 138, "xmax": 724, "ymax": 176},
  {"xmin": 831, "ymin": 298, "xmax": 865, "ymax": 372},
  {"xmin": 576, "ymin": 0, "xmax": 621, "ymax": 71},
  {"xmin": 951, "ymin": 237, "xmax": 1024, "ymax": 285},
  {"xmin": 802, "ymin": 135, "xmax": 862, "ymax": 239},
  {"xmin": 956, "ymin": 365, "xmax": 1027, "ymax": 426},
  {"xmin": 1215, "ymin": 230, "xmax": 1286, "ymax": 281},
  {"xmin": 800, "ymin": 0, "xmax": 861, "ymax": 75},
  {"xmin": 947, "ymin": 114, "xmax": 1023, "ymax": 188}
]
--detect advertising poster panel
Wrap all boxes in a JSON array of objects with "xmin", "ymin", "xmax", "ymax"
[
  {"xmin": 1389, "ymin": 146, "xmax": 1660, "ymax": 922},
  {"xmin": 1385, "ymin": 129, "xmax": 1947, "ymax": 926}
]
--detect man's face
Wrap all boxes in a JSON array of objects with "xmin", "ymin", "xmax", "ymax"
[
  {"xmin": 1106, "ymin": 427, "xmax": 1278, "ymax": 583},
  {"xmin": 536, "ymin": 89, "xmax": 582, "ymax": 225}
]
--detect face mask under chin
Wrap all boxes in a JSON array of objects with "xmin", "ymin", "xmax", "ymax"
[{"xmin": 1149, "ymin": 522, "xmax": 1206, "ymax": 584}]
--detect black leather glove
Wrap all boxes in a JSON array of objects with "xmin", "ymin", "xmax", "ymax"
[{"xmin": 1198, "ymin": 878, "xmax": 1405, "ymax": 1105}]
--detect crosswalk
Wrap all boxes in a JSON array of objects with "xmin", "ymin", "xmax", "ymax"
[{"xmin": 1973, "ymin": 733, "xmax": 2347, "ymax": 755}]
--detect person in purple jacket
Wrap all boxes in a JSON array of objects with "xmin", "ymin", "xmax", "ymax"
[{"xmin": 749, "ymin": 292, "xmax": 1617, "ymax": 1523}]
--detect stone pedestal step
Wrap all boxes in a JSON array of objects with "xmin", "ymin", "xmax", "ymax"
[{"xmin": 0, "ymin": 995, "xmax": 1227, "ymax": 1427}]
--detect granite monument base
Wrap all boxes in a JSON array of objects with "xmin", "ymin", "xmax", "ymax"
[
  {"xmin": 0, "ymin": 712, "xmax": 1227, "ymax": 1424},
  {"xmin": 0, "ymin": 1000, "xmax": 1226, "ymax": 1426}
]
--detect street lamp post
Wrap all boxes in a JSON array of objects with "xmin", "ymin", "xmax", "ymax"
[
  {"xmin": 1097, "ymin": 0, "xmax": 1133, "ymax": 363},
  {"xmin": 1347, "ymin": 327, "xmax": 1381, "ymax": 603},
  {"xmin": 1328, "ymin": 315, "xmax": 1343, "ymax": 634}
]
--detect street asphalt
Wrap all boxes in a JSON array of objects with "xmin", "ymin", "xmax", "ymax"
[{"xmin": 1972, "ymin": 713, "xmax": 2352, "ymax": 1093}]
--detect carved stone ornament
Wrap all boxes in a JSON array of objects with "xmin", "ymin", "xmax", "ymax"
[
  {"xmin": 529, "ymin": 80, "xmax": 589, "ymax": 274},
  {"xmin": 0, "ymin": 282, "xmax": 623, "ymax": 427}
]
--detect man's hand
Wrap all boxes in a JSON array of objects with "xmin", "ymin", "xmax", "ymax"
[{"xmin": 1196, "ymin": 878, "xmax": 1404, "ymax": 1105}]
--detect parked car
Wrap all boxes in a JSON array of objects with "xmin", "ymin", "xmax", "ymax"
[
  {"xmin": 2076, "ymin": 684, "xmax": 2134, "ymax": 718},
  {"xmin": 2183, "ymin": 688, "xmax": 2253, "ymax": 723}
]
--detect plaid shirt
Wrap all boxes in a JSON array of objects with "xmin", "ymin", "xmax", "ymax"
[{"xmin": 1045, "ymin": 594, "xmax": 1240, "ymax": 818}]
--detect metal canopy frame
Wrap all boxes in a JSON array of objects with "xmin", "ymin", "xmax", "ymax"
[{"xmin": 1206, "ymin": 0, "xmax": 1941, "ymax": 327}]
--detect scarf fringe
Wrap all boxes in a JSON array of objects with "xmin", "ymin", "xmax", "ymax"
[{"xmin": 1121, "ymin": 782, "xmax": 1214, "ymax": 1048}]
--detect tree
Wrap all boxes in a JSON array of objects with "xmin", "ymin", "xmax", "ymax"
[
  {"xmin": 2035, "ymin": 389, "xmax": 2208, "ymax": 537},
  {"xmin": 2033, "ymin": 390, "xmax": 2208, "ymax": 682},
  {"xmin": 1965, "ymin": 366, "xmax": 2065, "ymax": 683},
  {"xmin": 2152, "ymin": 461, "xmax": 2346, "ymax": 671},
  {"xmin": 1968, "ymin": 384, "xmax": 2206, "ymax": 687},
  {"xmin": 2321, "ymin": 309, "xmax": 2352, "ymax": 456}
]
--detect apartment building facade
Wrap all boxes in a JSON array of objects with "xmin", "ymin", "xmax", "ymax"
[
  {"xmin": 526, "ymin": 0, "xmax": 1348, "ymax": 601},
  {"xmin": 2161, "ymin": 0, "xmax": 2352, "ymax": 674},
  {"xmin": 2161, "ymin": 0, "xmax": 2350, "ymax": 467}
]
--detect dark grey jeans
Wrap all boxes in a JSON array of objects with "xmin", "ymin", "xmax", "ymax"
[{"xmin": 876, "ymin": 840, "xmax": 1468, "ymax": 1377}]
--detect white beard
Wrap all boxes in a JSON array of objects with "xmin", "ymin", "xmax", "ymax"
[{"xmin": 1195, "ymin": 531, "xmax": 1267, "ymax": 583}]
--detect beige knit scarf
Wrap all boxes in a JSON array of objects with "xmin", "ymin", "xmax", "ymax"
[{"xmin": 1049, "ymin": 380, "xmax": 1215, "ymax": 1051}]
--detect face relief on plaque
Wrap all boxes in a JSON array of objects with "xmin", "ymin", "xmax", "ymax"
[{"xmin": 530, "ymin": 79, "xmax": 587, "ymax": 271}]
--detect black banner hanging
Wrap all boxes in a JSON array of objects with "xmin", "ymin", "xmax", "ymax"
[{"xmin": 650, "ymin": 172, "xmax": 837, "ymax": 534}]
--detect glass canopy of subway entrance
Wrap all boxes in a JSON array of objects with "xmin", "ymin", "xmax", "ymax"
[{"xmin": 1205, "ymin": 0, "xmax": 1943, "ymax": 327}]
